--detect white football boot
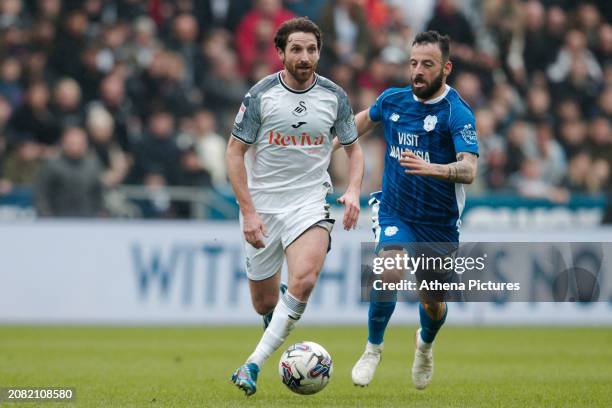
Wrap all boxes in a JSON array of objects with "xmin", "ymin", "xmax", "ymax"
[
  {"xmin": 351, "ymin": 342, "xmax": 383, "ymax": 386},
  {"xmin": 412, "ymin": 328, "xmax": 434, "ymax": 390}
]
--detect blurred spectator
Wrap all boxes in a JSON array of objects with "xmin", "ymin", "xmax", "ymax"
[
  {"xmin": 505, "ymin": 120, "xmax": 536, "ymax": 175},
  {"xmin": 95, "ymin": 74, "xmax": 134, "ymax": 152},
  {"xmin": 200, "ymin": 50, "xmax": 249, "ymax": 129},
  {"xmin": 35, "ymin": 0, "xmax": 63, "ymax": 22},
  {"xmin": 426, "ymin": 0, "xmax": 476, "ymax": 77},
  {"xmin": 194, "ymin": 0, "xmax": 251, "ymax": 32},
  {"xmin": 35, "ymin": 126, "xmax": 104, "ymax": 217},
  {"xmin": 129, "ymin": 110, "xmax": 182, "ymax": 186},
  {"xmin": 50, "ymin": 10, "xmax": 88, "ymax": 79},
  {"xmin": 0, "ymin": 0, "xmax": 27, "ymax": 29},
  {"xmin": 575, "ymin": 2, "xmax": 602, "ymax": 47},
  {"xmin": 547, "ymin": 29, "xmax": 602, "ymax": 84},
  {"xmin": 86, "ymin": 104, "xmax": 129, "ymax": 187},
  {"xmin": 0, "ymin": 58, "xmax": 23, "ymax": 109},
  {"xmin": 139, "ymin": 172, "xmax": 175, "ymax": 218},
  {"xmin": 126, "ymin": 16, "xmax": 160, "ymax": 71},
  {"xmin": 474, "ymin": 108, "xmax": 506, "ymax": 190},
  {"xmin": 319, "ymin": 0, "xmax": 371, "ymax": 71},
  {"xmin": 8, "ymin": 81, "xmax": 59, "ymax": 146},
  {"xmin": 357, "ymin": 57, "xmax": 391, "ymax": 94},
  {"xmin": 427, "ymin": 0, "xmax": 474, "ymax": 47},
  {"xmin": 510, "ymin": 158, "xmax": 569, "ymax": 203},
  {"xmin": 2, "ymin": 138, "xmax": 43, "ymax": 188},
  {"xmin": 534, "ymin": 122, "xmax": 566, "ymax": 185},
  {"xmin": 558, "ymin": 120, "xmax": 588, "ymax": 158},
  {"xmin": 562, "ymin": 151, "xmax": 591, "ymax": 192},
  {"xmin": 191, "ymin": 109, "xmax": 227, "ymax": 187},
  {"xmin": 52, "ymin": 78, "xmax": 84, "ymax": 130},
  {"xmin": 453, "ymin": 71, "xmax": 485, "ymax": 110},
  {"xmin": 519, "ymin": 0, "xmax": 555, "ymax": 76},
  {"xmin": 593, "ymin": 23, "xmax": 611, "ymax": 65},
  {"xmin": 168, "ymin": 13, "xmax": 199, "ymax": 88},
  {"xmin": 235, "ymin": 0, "xmax": 295, "ymax": 76},
  {"xmin": 179, "ymin": 146, "xmax": 212, "ymax": 187},
  {"xmin": 525, "ymin": 86, "xmax": 553, "ymax": 124},
  {"xmin": 588, "ymin": 116, "xmax": 612, "ymax": 163},
  {"xmin": 387, "ymin": 0, "xmax": 434, "ymax": 33},
  {"xmin": 595, "ymin": 86, "xmax": 612, "ymax": 118}
]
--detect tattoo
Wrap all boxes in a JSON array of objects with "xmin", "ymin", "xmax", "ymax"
[{"xmin": 446, "ymin": 153, "xmax": 477, "ymax": 183}]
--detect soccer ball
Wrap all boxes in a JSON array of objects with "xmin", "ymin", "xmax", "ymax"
[{"xmin": 278, "ymin": 341, "xmax": 333, "ymax": 395}]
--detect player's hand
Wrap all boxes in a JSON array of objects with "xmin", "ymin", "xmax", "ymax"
[
  {"xmin": 399, "ymin": 151, "xmax": 437, "ymax": 177},
  {"xmin": 242, "ymin": 212, "xmax": 267, "ymax": 249},
  {"xmin": 337, "ymin": 190, "xmax": 360, "ymax": 230}
]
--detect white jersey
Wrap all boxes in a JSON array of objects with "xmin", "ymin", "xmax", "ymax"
[{"xmin": 232, "ymin": 72, "xmax": 357, "ymax": 213}]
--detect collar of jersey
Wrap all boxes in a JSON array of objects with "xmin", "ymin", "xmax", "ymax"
[
  {"xmin": 412, "ymin": 84, "xmax": 450, "ymax": 104},
  {"xmin": 278, "ymin": 72, "xmax": 318, "ymax": 94}
]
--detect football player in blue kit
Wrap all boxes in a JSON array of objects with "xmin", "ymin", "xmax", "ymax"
[{"xmin": 348, "ymin": 31, "xmax": 479, "ymax": 390}]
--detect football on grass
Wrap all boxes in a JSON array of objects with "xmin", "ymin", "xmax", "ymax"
[{"xmin": 278, "ymin": 341, "xmax": 333, "ymax": 395}]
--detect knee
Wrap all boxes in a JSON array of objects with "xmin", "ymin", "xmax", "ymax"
[
  {"xmin": 252, "ymin": 294, "xmax": 278, "ymax": 316},
  {"xmin": 291, "ymin": 272, "xmax": 318, "ymax": 300}
]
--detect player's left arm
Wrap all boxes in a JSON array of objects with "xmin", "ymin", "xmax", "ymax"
[
  {"xmin": 399, "ymin": 151, "xmax": 478, "ymax": 183},
  {"xmin": 333, "ymin": 88, "xmax": 364, "ymax": 230},
  {"xmin": 337, "ymin": 141, "xmax": 364, "ymax": 230}
]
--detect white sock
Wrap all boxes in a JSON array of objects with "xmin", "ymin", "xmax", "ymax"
[
  {"xmin": 366, "ymin": 341, "xmax": 383, "ymax": 353},
  {"xmin": 247, "ymin": 291, "xmax": 306, "ymax": 368},
  {"xmin": 416, "ymin": 328, "xmax": 433, "ymax": 352}
]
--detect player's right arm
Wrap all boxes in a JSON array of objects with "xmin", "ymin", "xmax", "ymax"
[
  {"xmin": 226, "ymin": 137, "xmax": 266, "ymax": 249},
  {"xmin": 332, "ymin": 109, "xmax": 379, "ymax": 152},
  {"xmin": 227, "ymin": 87, "xmax": 267, "ymax": 249}
]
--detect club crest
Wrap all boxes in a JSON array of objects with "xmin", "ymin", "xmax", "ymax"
[{"xmin": 423, "ymin": 115, "xmax": 437, "ymax": 132}]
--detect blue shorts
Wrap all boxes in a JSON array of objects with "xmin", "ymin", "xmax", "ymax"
[
  {"xmin": 369, "ymin": 192, "xmax": 459, "ymax": 253},
  {"xmin": 369, "ymin": 192, "xmax": 459, "ymax": 296}
]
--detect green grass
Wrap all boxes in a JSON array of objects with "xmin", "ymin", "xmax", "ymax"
[{"xmin": 0, "ymin": 326, "xmax": 611, "ymax": 407}]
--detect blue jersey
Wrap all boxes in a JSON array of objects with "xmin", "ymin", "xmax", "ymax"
[{"xmin": 369, "ymin": 85, "xmax": 479, "ymax": 228}]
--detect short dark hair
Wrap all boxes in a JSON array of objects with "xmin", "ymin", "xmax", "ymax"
[
  {"xmin": 274, "ymin": 17, "xmax": 322, "ymax": 52},
  {"xmin": 412, "ymin": 31, "xmax": 451, "ymax": 61}
]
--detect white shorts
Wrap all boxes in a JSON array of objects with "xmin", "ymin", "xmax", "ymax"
[{"xmin": 240, "ymin": 199, "xmax": 334, "ymax": 281}]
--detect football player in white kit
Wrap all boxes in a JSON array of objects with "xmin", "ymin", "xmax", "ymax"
[{"xmin": 227, "ymin": 17, "xmax": 364, "ymax": 396}]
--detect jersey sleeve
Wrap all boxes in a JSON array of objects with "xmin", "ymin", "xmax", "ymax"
[
  {"xmin": 369, "ymin": 88, "xmax": 399, "ymax": 122},
  {"xmin": 334, "ymin": 89, "xmax": 358, "ymax": 145},
  {"xmin": 449, "ymin": 103, "xmax": 479, "ymax": 156},
  {"xmin": 231, "ymin": 91, "xmax": 261, "ymax": 144},
  {"xmin": 369, "ymin": 93, "xmax": 384, "ymax": 122}
]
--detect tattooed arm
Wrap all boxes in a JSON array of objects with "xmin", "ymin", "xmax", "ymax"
[{"xmin": 399, "ymin": 151, "xmax": 478, "ymax": 184}]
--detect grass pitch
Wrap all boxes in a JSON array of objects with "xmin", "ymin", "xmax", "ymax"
[{"xmin": 0, "ymin": 326, "xmax": 610, "ymax": 407}]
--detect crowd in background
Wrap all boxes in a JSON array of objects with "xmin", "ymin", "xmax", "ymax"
[{"xmin": 0, "ymin": 0, "xmax": 610, "ymax": 217}]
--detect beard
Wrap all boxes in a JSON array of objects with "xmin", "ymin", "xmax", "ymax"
[
  {"xmin": 412, "ymin": 69, "xmax": 445, "ymax": 100},
  {"xmin": 284, "ymin": 59, "xmax": 316, "ymax": 84}
]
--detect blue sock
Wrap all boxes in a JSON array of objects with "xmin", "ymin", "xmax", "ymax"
[
  {"xmin": 419, "ymin": 302, "xmax": 448, "ymax": 343},
  {"xmin": 367, "ymin": 289, "xmax": 397, "ymax": 345}
]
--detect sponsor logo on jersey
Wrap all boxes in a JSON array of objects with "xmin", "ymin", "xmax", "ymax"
[
  {"xmin": 268, "ymin": 130, "xmax": 326, "ymax": 147},
  {"xmin": 460, "ymin": 123, "xmax": 477, "ymax": 144},
  {"xmin": 390, "ymin": 113, "xmax": 400, "ymax": 122},
  {"xmin": 423, "ymin": 115, "xmax": 437, "ymax": 132},
  {"xmin": 291, "ymin": 121, "xmax": 307, "ymax": 128},
  {"xmin": 389, "ymin": 145, "xmax": 430, "ymax": 162},
  {"xmin": 291, "ymin": 101, "xmax": 307, "ymax": 117}
]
